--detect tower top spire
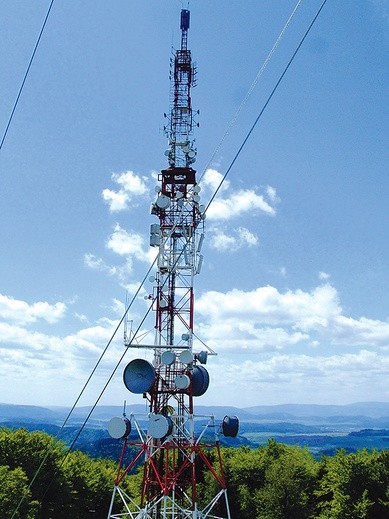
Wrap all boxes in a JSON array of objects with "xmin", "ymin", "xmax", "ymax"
[
  {"xmin": 180, "ymin": 9, "xmax": 190, "ymax": 49},
  {"xmin": 164, "ymin": 8, "xmax": 197, "ymax": 169}
]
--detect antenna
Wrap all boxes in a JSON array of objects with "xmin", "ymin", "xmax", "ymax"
[{"xmin": 107, "ymin": 10, "xmax": 238, "ymax": 518}]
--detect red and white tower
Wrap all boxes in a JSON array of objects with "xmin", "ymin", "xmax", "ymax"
[{"xmin": 107, "ymin": 10, "xmax": 238, "ymax": 519}]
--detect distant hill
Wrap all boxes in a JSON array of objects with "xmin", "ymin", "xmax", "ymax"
[
  {"xmin": 1, "ymin": 402, "xmax": 389, "ymax": 459},
  {"xmin": 2, "ymin": 401, "xmax": 389, "ymax": 427},
  {"xmin": 0, "ymin": 403, "xmax": 59, "ymax": 422},
  {"xmin": 243, "ymin": 402, "xmax": 389, "ymax": 419}
]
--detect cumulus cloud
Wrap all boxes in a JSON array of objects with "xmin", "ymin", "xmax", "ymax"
[
  {"xmin": 102, "ymin": 170, "xmax": 149, "ymax": 212},
  {"xmin": 201, "ymin": 168, "xmax": 230, "ymax": 193},
  {"xmin": 0, "ymin": 316, "xmax": 122, "ymax": 367},
  {"xmin": 106, "ymin": 224, "xmax": 157, "ymax": 265},
  {"xmin": 0, "ymin": 294, "xmax": 66, "ymax": 325},
  {"xmin": 199, "ymin": 168, "xmax": 279, "ymax": 221},
  {"xmin": 106, "ymin": 224, "xmax": 148, "ymax": 260},
  {"xmin": 206, "ymin": 188, "xmax": 276, "ymax": 220},
  {"xmin": 85, "ymin": 224, "xmax": 157, "ymax": 282},
  {"xmin": 208, "ymin": 349, "xmax": 389, "ymax": 406},
  {"xmin": 209, "ymin": 226, "xmax": 258, "ymax": 252},
  {"xmin": 197, "ymin": 284, "xmax": 341, "ymax": 325},
  {"xmin": 195, "ymin": 283, "xmax": 389, "ymax": 353},
  {"xmin": 84, "ymin": 253, "xmax": 117, "ymax": 276}
]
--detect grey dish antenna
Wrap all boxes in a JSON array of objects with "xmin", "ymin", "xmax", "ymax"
[
  {"xmin": 195, "ymin": 350, "xmax": 208, "ymax": 365},
  {"xmin": 161, "ymin": 350, "xmax": 176, "ymax": 365},
  {"xmin": 108, "ymin": 416, "xmax": 131, "ymax": 439},
  {"xmin": 156, "ymin": 195, "xmax": 170, "ymax": 209},
  {"xmin": 180, "ymin": 350, "xmax": 193, "ymax": 364},
  {"xmin": 123, "ymin": 359, "xmax": 156, "ymax": 394}
]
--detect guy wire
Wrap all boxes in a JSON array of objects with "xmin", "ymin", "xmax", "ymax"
[{"xmin": 0, "ymin": 0, "xmax": 56, "ymax": 152}]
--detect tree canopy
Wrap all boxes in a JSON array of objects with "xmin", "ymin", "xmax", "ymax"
[{"xmin": 1, "ymin": 426, "xmax": 388, "ymax": 518}]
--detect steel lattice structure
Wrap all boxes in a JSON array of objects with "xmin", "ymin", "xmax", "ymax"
[{"xmin": 107, "ymin": 10, "xmax": 237, "ymax": 519}]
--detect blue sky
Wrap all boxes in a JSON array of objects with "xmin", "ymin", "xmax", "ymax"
[{"xmin": 0, "ymin": 0, "xmax": 388, "ymax": 408}]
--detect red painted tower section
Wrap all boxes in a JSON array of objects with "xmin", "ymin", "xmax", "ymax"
[{"xmin": 107, "ymin": 10, "xmax": 237, "ymax": 519}]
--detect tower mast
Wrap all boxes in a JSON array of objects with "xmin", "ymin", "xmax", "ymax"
[{"xmin": 107, "ymin": 10, "xmax": 238, "ymax": 519}]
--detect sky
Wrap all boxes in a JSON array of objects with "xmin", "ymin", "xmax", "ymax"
[{"xmin": 0, "ymin": 0, "xmax": 388, "ymax": 409}]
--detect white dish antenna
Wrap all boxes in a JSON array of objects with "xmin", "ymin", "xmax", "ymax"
[
  {"xmin": 108, "ymin": 416, "xmax": 131, "ymax": 439},
  {"xmin": 179, "ymin": 350, "xmax": 193, "ymax": 364},
  {"xmin": 161, "ymin": 351, "xmax": 176, "ymax": 365}
]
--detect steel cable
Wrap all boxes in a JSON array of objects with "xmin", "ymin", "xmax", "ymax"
[
  {"xmin": 0, "ymin": 0, "xmax": 55, "ymax": 152},
  {"xmin": 198, "ymin": 0, "xmax": 304, "ymax": 183}
]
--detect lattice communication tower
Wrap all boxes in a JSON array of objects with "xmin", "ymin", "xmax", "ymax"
[{"xmin": 107, "ymin": 10, "xmax": 239, "ymax": 519}]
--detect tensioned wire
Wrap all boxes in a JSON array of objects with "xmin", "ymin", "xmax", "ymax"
[
  {"xmin": 10, "ymin": 0, "xmax": 328, "ymax": 515},
  {"xmin": 0, "ymin": 0, "xmax": 56, "ymax": 152},
  {"xmin": 198, "ymin": 0, "xmax": 303, "ymax": 183}
]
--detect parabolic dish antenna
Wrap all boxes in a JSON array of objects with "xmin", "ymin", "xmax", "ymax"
[
  {"xmin": 192, "ymin": 365, "xmax": 209, "ymax": 396},
  {"xmin": 175, "ymin": 374, "xmax": 191, "ymax": 389},
  {"xmin": 156, "ymin": 195, "xmax": 170, "ymax": 209},
  {"xmin": 123, "ymin": 359, "xmax": 156, "ymax": 394},
  {"xmin": 195, "ymin": 350, "xmax": 208, "ymax": 365},
  {"xmin": 180, "ymin": 350, "xmax": 193, "ymax": 364},
  {"xmin": 161, "ymin": 350, "xmax": 176, "ymax": 365},
  {"xmin": 148, "ymin": 414, "xmax": 173, "ymax": 439},
  {"xmin": 222, "ymin": 416, "xmax": 239, "ymax": 438},
  {"xmin": 108, "ymin": 416, "xmax": 131, "ymax": 439}
]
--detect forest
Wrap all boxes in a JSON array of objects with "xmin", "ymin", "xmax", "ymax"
[{"xmin": 1, "ymin": 427, "xmax": 388, "ymax": 518}]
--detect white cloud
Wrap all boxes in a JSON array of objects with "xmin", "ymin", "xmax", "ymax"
[
  {"xmin": 199, "ymin": 168, "xmax": 279, "ymax": 221},
  {"xmin": 84, "ymin": 253, "xmax": 117, "ymax": 276},
  {"xmin": 239, "ymin": 227, "xmax": 258, "ymax": 246},
  {"xmin": 201, "ymin": 168, "xmax": 230, "ymax": 193},
  {"xmin": 196, "ymin": 283, "xmax": 389, "ymax": 353},
  {"xmin": 75, "ymin": 313, "xmax": 89, "ymax": 323},
  {"xmin": 209, "ymin": 231, "xmax": 237, "ymax": 251},
  {"xmin": 266, "ymin": 185, "xmax": 279, "ymax": 203},
  {"xmin": 106, "ymin": 223, "xmax": 157, "ymax": 265},
  {"xmin": 197, "ymin": 319, "xmax": 308, "ymax": 353},
  {"xmin": 106, "ymin": 224, "xmax": 147, "ymax": 259},
  {"xmin": 0, "ymin": 281, "xmax": 387, "ymax": 407},
  {"xmin": 207, "ymin": 188, "xmax": 276, "ymax": 220},
  {"xmin": 197, "ymin": 284, "xmax": 341, "ymax": 326},
  {"xmin": 85, "ymin": 225, "xmax": 157, "ymax": 284},
  {"xmin": 109, "ymin": 298, "xmax": 125, "ymax": 317},
  {"xmin": 0, "ymin": 294, "xmax": 66, "ymax": 325},
  {"xmin": 209, "ymin": 226, "xmax": 258, "ymax": 252},
  {"xmin": 330, "ymin": 315, "xmax": 389, "ymax": 347},
  {"xmin": 102, "ymin": 170, "xmax": 149, "ymax": 212},
  {"xmin": 319, "ymin": 271, "xmax": 331, "ymax": 281},
  {"xmin": 207, "ymin": 349, "xmax": 389, "ymax": 406},
  {"xmin": 0, "ymin": 317, "xmax": 122, "ymax": 367}
]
